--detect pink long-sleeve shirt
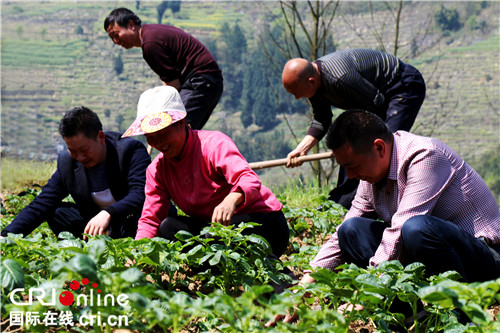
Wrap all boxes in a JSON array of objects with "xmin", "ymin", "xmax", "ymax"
[
  {"xmin": 310, "ymin": 131, "xmax": 500, "ymax": 270},
  {"xmin": 136, "ymin": 129, "xmax": 282, "ymax": 239}
]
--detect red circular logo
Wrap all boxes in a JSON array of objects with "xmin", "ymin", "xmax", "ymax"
[
  {"xmin": 69, "ymin": 280, "xmax": 80, "ymax": 290},
  {"xmin": 59, "ymin": 291, "xmax": 75, "ymax": 306}
]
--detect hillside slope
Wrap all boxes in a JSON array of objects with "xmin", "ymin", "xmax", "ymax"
[{"xmin": 1, "ymin": 1, "xmax": 499, "ymax": 189}]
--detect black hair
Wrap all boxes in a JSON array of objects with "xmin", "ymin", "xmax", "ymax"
[
  {"xmin": 58, "ymin": 106, "xmax": 102, "ymax": 139},
  {"xmin": 325, "ymin": 110, "xmax": 393, "ymax": 155},
  {"xmin": 104, "ymin": 7, "xmax": 142, "ymax": 31}
]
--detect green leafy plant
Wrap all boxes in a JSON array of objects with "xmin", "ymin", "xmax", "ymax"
[{"xmin": 1, "ymin": 190, "xmax": 499, "ymax": 332}]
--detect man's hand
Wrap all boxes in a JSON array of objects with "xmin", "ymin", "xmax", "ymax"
[
  {"xmin": 286, "ymin": 135, "xmax": 318, "ymax": 168},
  {"xmin": 84, "ymin": 210, "xmax": 111, "ymax": 239},
  {"xmin": 286, "ymin": 149, "xmax": 305, "ymax": 168},
  {"xmin": 212, "ymin": 192, "xmax": 244, "ymax": 226}
]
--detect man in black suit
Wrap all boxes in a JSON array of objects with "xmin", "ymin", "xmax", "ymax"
[{"xmin": 1, "ymin": 107, "xmax": 150, "ymax": 239}]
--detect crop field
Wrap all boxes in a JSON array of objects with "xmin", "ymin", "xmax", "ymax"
[
  {"xmin": 1, "ymin": 186, "xmax": 499, "ymax": 333},
  {"xmin": 1, "ymin": 1, "xmax": 499, "ymax": 330}
]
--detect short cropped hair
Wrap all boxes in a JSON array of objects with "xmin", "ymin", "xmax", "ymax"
[
  {"xmin": 298, "ymin": 60, "xmax": 316, "ymax": 81},
  {"xmin": 58, "ymin": 107, "xmax": 102, "ymax": 139},
  {"xmin": 104, "ymin": 8, "xmax": 142, "ymax": 31},
  {"xmin": 325, "ymin": 110, "xmax": 393, "ymax": 155}
]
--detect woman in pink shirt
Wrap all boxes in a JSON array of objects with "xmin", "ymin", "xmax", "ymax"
[{"xmin": 122, "ymin": 85, "xmax": 289, "ymax": 257}]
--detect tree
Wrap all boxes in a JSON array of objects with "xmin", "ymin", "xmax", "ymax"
[
  {"xmin": 156, "ymin": 1, "xmax": 182, "ymax": 24},
  {"xmin": 240, "ymin": 108, "xmax": 253, "ymax": 128},
  {"xmin": 114, "ymin": 54, "xmax": 124, "ymax": 75},
  {"xmin": 218, "ymin": 22, "xmax": 247, "ymax": 110},
  {"xmin": 74, "ymin": 25, "xmax": 84, "ymax": 35},
  {"xmin": 241, "ymin": 48, "xmax": 278, "ymax": 130},
  {"xmin": 169, "ymin": 1, "xmax": 181, "ymax": 18},
  {"xmin": 435, "ymin": 5, "xmax": 461, "ymax": 33},
  {"xmin": 157, "ymin": 1, "xmax": 169, "ymax": 24},
  {"xmin": 115, "ymin": 115, "xmax": 125, "ymax": 132},
  {"xmin": 259, "ymin": 0, "xmax": 340, "ymax": 186},
  {"xmin": 15, "ymin": 24, "xmax": 23, "ymax": 39},
  {"xmin": 40, "ymin": 27, "xmax": 47, "ymax": 41},
  {"xmin": 339, "ymin": 1, "xmax": 458, "ymax": 143}
]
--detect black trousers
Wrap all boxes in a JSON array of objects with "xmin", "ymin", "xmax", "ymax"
[
  {"xmin": 46, "ymin": 202, "xmax": 137, "ymax": 239},
  {"xmin": 158, "ymin": 211, "xmax": 290, "ymax": 257},
  {"xmin": 337, "ymin": 215, "xmax": 500, "ymax": 282},
  {"xmin": 180, "ymin": 73, "xmax": 223, "ymax": 130}
]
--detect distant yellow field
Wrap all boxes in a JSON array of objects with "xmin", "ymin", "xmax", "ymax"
[{"xmin": 1, "ymin": 158, "xmax": 55, "ymax": 195}]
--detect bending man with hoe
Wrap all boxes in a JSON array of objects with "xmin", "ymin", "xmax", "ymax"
[
  {"xmin": 270, "ymin": 110, "xmax": 500, "ymax": 325},
  {"xmin": 283, "ymin": 49, "xmax": 426, "ymax": 209}
]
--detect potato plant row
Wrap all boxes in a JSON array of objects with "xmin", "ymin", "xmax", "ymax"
[{"xmin": 1, "ymin": 190, "xmax": 499, "ymax": 332}]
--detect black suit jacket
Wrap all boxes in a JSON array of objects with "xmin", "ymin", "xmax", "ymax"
[{"xmin": 2, "ymin": 132, "xmax": 150, "ymax": 238}]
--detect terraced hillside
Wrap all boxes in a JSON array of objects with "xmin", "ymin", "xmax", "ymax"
[{"xmin": 1, "ymin": 1, "xmax": 499, "ymax": 189}]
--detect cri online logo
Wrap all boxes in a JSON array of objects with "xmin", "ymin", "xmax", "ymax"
[
  {"xmin": 10, "ymin": 278, "xmax": 129, "ymax": 307},
  {"xmin": 60, "ymin": 278, "xmax": 98, "ymax": 306}
]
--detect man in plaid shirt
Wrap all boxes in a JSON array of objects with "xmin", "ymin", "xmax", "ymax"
[
  {"xmin": 306, "ymin": 110, "xmax": 500, "ymax": 285},
  {"xmin": 268, "ymin": 109, "xmax": 499, "ymax": 326}
]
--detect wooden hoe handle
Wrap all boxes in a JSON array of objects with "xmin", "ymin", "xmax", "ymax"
[{"xmin": 248, "ymin": 151, "xmax": 333, "ymax": 170}]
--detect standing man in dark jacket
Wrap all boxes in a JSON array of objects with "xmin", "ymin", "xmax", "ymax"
[
  {"xmin": 282, "ymin": 49, "xmax": 426, "ymax": 208},
  {"xmin": 1, "ymin": 107, "xmax": 150, "ymax": 239},
  {"xmin": 104, "ymin": 7, "xmax": 223, "ymax": 130}
]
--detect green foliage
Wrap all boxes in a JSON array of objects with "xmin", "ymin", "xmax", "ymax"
[
  {"xmin": 2, "ymin": 38, "xmax": 87, "ymax": 67},
  {"xmin": 1, "ymin": 189, "xmax": 499, "ymax": 332},
  {"xmin": 465, "ymin": 15, "xmax": 486, "ymax": 32},
  {"xmin": 115, "ymin": 114, "xmax": 125, "ymax": 132},
  {"xmin": 169, "ymin": 1, "xmax": 181, "ymax": 17},
  {"xmin": 241, "ymin": 48, "xmax": 278, "ymax": 129},
  {"xmin": 472, "ymin": 144, "xmax": 500, "ymax": 203},
  {"xmin": 156, "ymin": 1, "xmax": 169, "ymax": 24},
  {"xmin": 15, "ymin": 24, "xmax": 23, "ymax": 38},
  {"xmin": 39, "ymin": 27, "xmax": 47, "ymax": 40},
  {"xmin": 113, "ymin": 54, "xmax": 124, "ymax": 75},
  {"xmin": 180, "ymin": 222, "xmax": 290, "ymax": 294},
  {"xmin": 420, "ymin": 277, "xmax": 500, "ymax": 331},
  {"xmin": 74, "ymin": 25, "xmax": 84, "ymax": 35},
  {"xmin": 435, "ymin": 5, "xmax": 461, "ymax": 32},
  {"xmin": 233, "ymin": 129, "xmax": 291, "ymax": 164},
  {"xmin": 12, "ymin": 6, "xmax": 24, "ymax": 14},
  {"xmin": 284, "ymin": 196, "xmax": 345, "ymax": 246},
  {"xmin": 156, "ymin": 0, "xmax": 182, "ymax": 23},
  {"xmin": 1, "ymin": 259, "xmax": 25, "ymax": 292},
  {"xmin": 2, "ymin": 187, "xmax": 42, "ymax": 215},
  {"xmin": 218, "ymin": 22, "xmax": 247, "ymax": 111}
]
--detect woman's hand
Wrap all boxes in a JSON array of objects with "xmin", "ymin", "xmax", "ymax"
[{"xmin": 211, "ymin": 192, "xmax": 244, "ymax": 226}]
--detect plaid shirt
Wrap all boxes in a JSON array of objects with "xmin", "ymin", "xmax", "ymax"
[{"xmin": 310, "ymin": 131, "xmax": 500, "ymax": 270}]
